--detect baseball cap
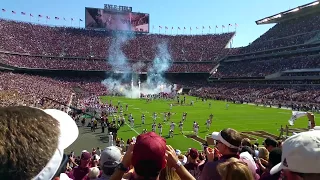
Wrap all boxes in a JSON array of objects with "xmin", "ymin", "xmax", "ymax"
[
  {"xmin": 188, "ymin": 148, "xmax": 199, "ymax": 159},
  {"xmin": 33, "ymin": 109, "xmax": 79, "ymax": 180},
  {"xmin": 100, "ymin": 146, "xmax": 122, "ymax": 168},
  {"xmin": 132, "ymin": 132, "xmax": 166, "ymax": 176},
  {"xmin": 270, "ymin": 130, "xmax": 320, "ymax": 175},
  {"xmin": 211, "ymin": 130, "xmax": 239, "ymax": 149},
  {"xmin": 81, "ymin": 152, "xmax": 92, "ymax": 160},
  {"xmin": 175, "ymin": 149, "xmax": 181, "ymax": 155}
]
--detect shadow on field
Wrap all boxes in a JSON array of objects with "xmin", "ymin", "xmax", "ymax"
[{"xmin": 98, "ymin": 135, "xmax": 109, "ymax": 143}]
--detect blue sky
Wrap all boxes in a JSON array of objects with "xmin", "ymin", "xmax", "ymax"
[{"xmin": 1, "ymin": 0, "xmax": 313, "ymax": 47}]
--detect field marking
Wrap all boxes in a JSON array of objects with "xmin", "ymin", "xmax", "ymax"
[
  {"xmin": 183, "ymin": 135, "xmax": 203, "ymax": 146},
  {"xmin": 115, "ymin": 98, "xmax": 281, "ymax": 141},
  {"xmin": 124, "ymin": 121, "xmax": 140, "ymax": 135}
]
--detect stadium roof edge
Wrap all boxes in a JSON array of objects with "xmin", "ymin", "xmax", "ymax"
[{"xmin": 255, "ymin": 1, "xmax": 320, "ymax": 25}]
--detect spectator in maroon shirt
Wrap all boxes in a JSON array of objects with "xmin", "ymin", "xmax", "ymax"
[
  {"xmin": 70, "ymin": 152, "xmax": 92, "ymax": 180},
  {"xmin": 259, "ymin": 148, "xmax": 282, "ymax": 180},
  {"xmin": 199, "ymin": 128, "xmax": 242, "ymax": 180},
  {"xmin": 184, "ymin": 148, "xmax": 201, "ymax": 179}
]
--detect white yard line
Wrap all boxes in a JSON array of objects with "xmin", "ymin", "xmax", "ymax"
[
  {"xmin": 183, "ymin": 134, "xmax": 203, "ymax": 146},
  {"xmin": 124, "ymin": 121, "xmax": 140, "ymax": 135}
]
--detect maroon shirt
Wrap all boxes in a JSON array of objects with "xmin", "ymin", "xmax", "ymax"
[
  {"xmin": 184, "ymin": 162, "xmax": 201, "ymax": 179},
  {"xmin": 260, "ymin": 170, "xmax": 281, "ymax": 180},
  {"xmin": 70, "ymin": 166, "xmax": 90, "ymax": 180},
  {"xmin": 199, "ymin": 154, "xmax": 239, "ymax": 180}
]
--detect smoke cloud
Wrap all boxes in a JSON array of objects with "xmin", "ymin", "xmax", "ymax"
[{"xmin": 102, "ymin": 34, "xmax": 175, "ymax": 98}]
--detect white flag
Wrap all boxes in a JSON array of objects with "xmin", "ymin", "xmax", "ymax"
[{"xmin": 288, "ymin": 111, "xmax": 307, "ymax": 126}]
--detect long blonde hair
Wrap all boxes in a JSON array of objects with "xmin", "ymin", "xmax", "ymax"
[
  {"xmin": 159, "ymin": 166, "xmax": 181, "ymax": 180},
  {"xmin": 217, "ymin": 158, "xmax": 254, "ymax": 180},
  {"xmin": 258, "ymin": 147, "xmax": 269, "ymax": 161}
]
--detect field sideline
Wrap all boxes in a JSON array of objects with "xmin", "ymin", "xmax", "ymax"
[{"xmin": 97, "ymin": 95, "xmax": 308, "ymax": 151}]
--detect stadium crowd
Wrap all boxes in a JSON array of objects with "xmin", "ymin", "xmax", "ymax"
[
  {"xmin": 0, "ymin": 53, "xmax": 213, "ymax": 73},
  {"xmin": 212, "ymin": 54, "xmax": 320, "ymax": 78},
  {"xmin": 0, "ymin": 19, "xmax": 234, "ymax": 62},
  {"xmin": 2, "ymin": 7, "xmax": 320, "ymax": 180},
  {"xmin": 1, "ymin": 71, "xmax": 320, "ymax": 112},
  {"xmin": 239, "ymin": 14, "xmax": 320, "ymax": 53},
  {"xmin": 1, "ymin": 104, "xmax": 319, "ymax": 180},
  {"xmin": 191, "ymin": 83, "xmax": 320, "ymax": 112}
]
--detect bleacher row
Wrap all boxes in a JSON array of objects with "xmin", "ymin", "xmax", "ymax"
[
  {"xmin": 191, "ymin": 84, "xmax": 320, "ymax": 108},
  {"xmin": 1, "ymin": 13, "xmax": 320, "ymax": 75},
  {"xmin": 212, "ymin": 54, "xmax": 320, "ymax": 78},
  {"xmin": 0, "ymin": 54, "xmax": 213, "ymax": 73},
  {"xmin": 0, "ymin": 19, "xmax": 233, "ymax": 61}
]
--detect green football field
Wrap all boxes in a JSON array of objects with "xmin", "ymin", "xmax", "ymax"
[{"xmin": 66, "ymin": 96, "xmax": 308, "ymax": 154}]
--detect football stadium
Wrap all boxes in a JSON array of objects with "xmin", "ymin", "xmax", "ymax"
[{"xmin": 1, "ymin": 1, "xmax": 320, "ymax": 180}]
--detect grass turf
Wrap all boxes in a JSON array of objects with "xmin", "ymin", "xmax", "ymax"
[{"xmin": 66, "ymin": 95, "xmax": 308, "ymax": 154}]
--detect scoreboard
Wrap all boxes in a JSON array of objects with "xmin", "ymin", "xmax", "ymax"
[{"xmin": 85, "ymin": 4, "xmax": 149, "ymax": 33}]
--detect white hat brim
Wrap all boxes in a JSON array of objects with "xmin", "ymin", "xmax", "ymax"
[
  {"xmin": 44, "ymin": 109, "xmax": 79, "ymax": 149},
  {"xmin": 211, "ymin": 132, "xmax": 220, "ymax": 140},
  {"xmin": 270, "ymin": 162, "xmax": 284, "ymax": 175}
]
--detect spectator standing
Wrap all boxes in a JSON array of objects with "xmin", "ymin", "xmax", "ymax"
[
  {"xmin": 263, "ymin": 137, "xmax": 278, "ymax": 152},
  {"xmin": 217, "ymin": 158, "xmax": 254, "ymax": 180},
  {"xmin": 110, "ymin": 132, "xmax": 195, "ymax": 180},
  {"xmin": 0, "ymin": 106, "xmax": 78, "ymax": 180},
  {"xmin": 259, "ymin": 148, "xmax": 282, "ymax": 180},
  {"xmin": 270, "ymin": 130, "xmax": 320, "ymax": 180},
  {"xmin": 184, "ymin": 148, "xmax": 201, "ymax": 179},
  {"xmin": 71, "ymin": 152, "xmax": 92, "ymax": 180},
  {"xmin": 98, "ymin": 146, "xmax": 122, "ymax": 180},
  {"xmin": 199, "ymin": 128, "xmax": 242, "ymax": 180}
]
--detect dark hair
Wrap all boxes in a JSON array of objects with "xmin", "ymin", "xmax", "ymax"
[
  {"xmin": 134, "ymin": 160, "xmax": 161, "ymax": 178},
  {"xmin": 268, "ymin": 148, "xmax": 282, "ymax": 168},
  {"xmin": 239, "ymin": 146, "xmax": 255, "ymax": 157},
  {"xmin": 264, "ymin": 137, "xmax": 278, "ymax": 148}
]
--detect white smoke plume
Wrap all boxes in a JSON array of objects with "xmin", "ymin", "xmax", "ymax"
[
  {"xmin": 102, "ymin": 34, "xmax": 175, "ymax": 98},
  {"xmin": 145, "ymin": 41, "xmax": 173, "ymax": 93}
]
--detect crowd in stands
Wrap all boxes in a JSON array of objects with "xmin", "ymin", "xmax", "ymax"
[
  {"xmin": 0, "ymin": 53, "xmax": 214, "ymax": 73},
  {"xmin": 239, "ymin": 14, "xmax": 320, "ymax": 53},
  {"xmin": 0, "ymin": 72, "xmax": 110, "ymax": 107},
  {"xmin": 191, "ymin": 83, "xmax": 320, "ymax": 112},
  {"xmin": 212, "ymin": 54, "xmax": 320, "ymax": 78},
  {"xmin": 0, "ymin": 19, "xmax": 234, "ymax": 62},
  {"xmin": 1, "ymin": 104, "xmax": 319, "ymax": 180},
  {"xmin": 1, "ymin": 71, "xmax": 320, "ymax": 112},
  {"xmin": 0, "ymin": 72, "xmax": 73, "ymax": 106}
]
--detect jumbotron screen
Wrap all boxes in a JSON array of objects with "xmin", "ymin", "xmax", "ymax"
[{"xmin": 85, "ymin": 7, "xmax": 149, "ymax": 33}]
